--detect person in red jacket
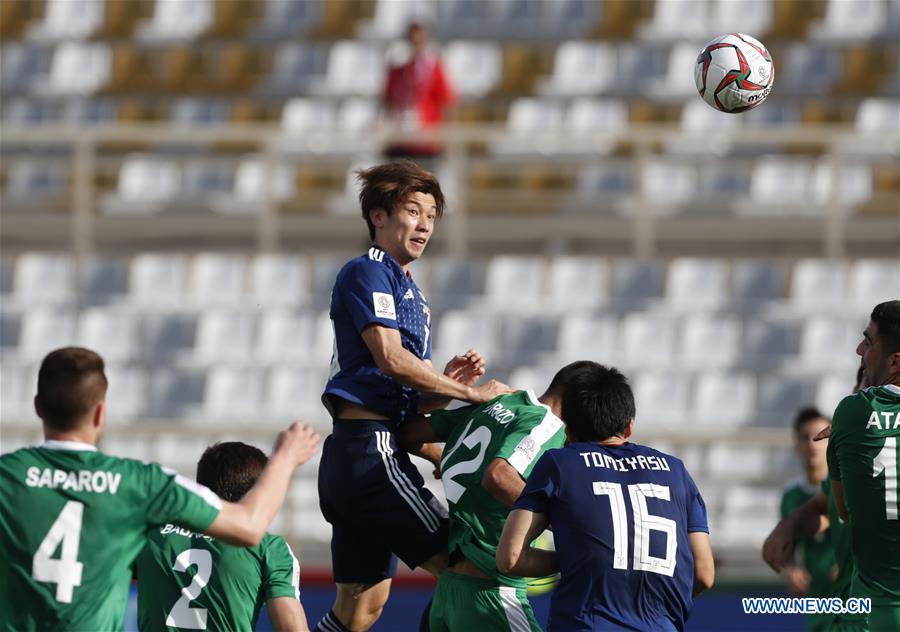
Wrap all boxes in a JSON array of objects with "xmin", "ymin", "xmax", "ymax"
[{"xmin": 383, "ymin": 22, "xmax": 456, "ymax": 161}]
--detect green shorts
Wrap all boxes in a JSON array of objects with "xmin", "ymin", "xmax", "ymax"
[
  {"xmin": 826, "ymin": 614, "xmax": 869, "ymax": 632},
  {"xmin": 430, "ymin": 570, "xmax": 542, "ymax": 632}
]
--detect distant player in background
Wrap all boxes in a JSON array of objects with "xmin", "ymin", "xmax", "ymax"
[
  {"xmin": 0, "ymin": 347, "xmax": 320, "ymax": 631},
  {"xmin": 827, "ymin": 300, "xmax": 900, "ymax": 632},
  {"xmin": 136, "ymin": 442, "xmax": 309, "ymax": 631},
  {"xmin": 763, "ymin": 365, "xmax": 869, "ymax": 632},
  {"xmin": 399, "ymin": 363, "xmax": 593, "ymax": 631},
  {"xmin": 317, "ymin": 161, "xmax": 510, "ymax": 632},
  {"xmin": 779, "ymin": 407, "xmax": 837, "ymax": 630},
  {"xmin": 497, "ymin": 364, "xmax": 714, "ymax": 631}
]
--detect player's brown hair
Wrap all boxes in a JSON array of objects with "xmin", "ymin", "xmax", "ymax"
[
  {"xmin": 871, "ymin": 300, "xmax": 900, "ymax": 353},
  {"xmin": 357, "ymin": 160, "xmax": 445, "ymax": 241},
  {"xmin": 36, "ymin": 347, "xmax": 108, "ymax": 431},
  {"xmin": 196, "ymin": 442, "xmax": 268, "ymax": 503}
]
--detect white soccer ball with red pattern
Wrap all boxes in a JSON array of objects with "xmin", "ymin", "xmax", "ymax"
[{"xmin": 694, "ymin": 33, "xmax": 774, "ymax": 113}]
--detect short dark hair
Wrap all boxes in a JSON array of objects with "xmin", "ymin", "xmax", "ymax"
[
  {"xmin": 793, "ymin": 406, "xmax": 829, "ymax": 433},
  {"xmin": 357, "ymin": 160, "xmax": 445, "ymax": 241},
  {"xmin": 871, "ymin": 300, "xmax": 900, "ymax": 353},
  {"xmin": 36, "ymin": 347, "xmax": 108, "ymax": 431},
  {"xmin": 196, "ymin": 442, "xmax": 268, "ymax": 502},
  {"xmin": 560, "ymin": 362, "xmax": 636, "ymax": 443}
]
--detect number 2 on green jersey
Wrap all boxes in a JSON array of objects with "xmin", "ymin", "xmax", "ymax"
[
  {"xmin": 166, "ymin": 548, "xmax": 214, "ymax": 630},
  {"xmin": 32, "ymin": 501, "xmax": 84, "ymax": 603},
  {"xmin": 873, "ymin": 436, "xmax": 899, "ymax": 520},
  {"xmin": 441, "ymin": 420, "xmax": 492, "ymax": 503}
]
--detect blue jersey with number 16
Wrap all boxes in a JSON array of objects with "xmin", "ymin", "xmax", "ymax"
[{"xmin": 513, "ymin": 442, "xmax": 709, "ymax": 632}]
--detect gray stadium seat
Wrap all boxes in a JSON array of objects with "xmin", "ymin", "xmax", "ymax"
[
  {"xmin": 147, "ymin": 368, "xmax": 206, "ymax": 419},
  {"xmin": 500, "ymin": 316, "xmax": 559, "ymax": 368},
  {"xmin": 561, "ymin": 98, "xmax": 627, "ymax": 155},
  {"xmin": 0, "ymin": 363, "xmax": 31, "ymax": 422},
  {"xmin": 665, "ymin": 100, "xmax": 741, "ymax": 156},
  {"xmin": 77, "ymin": 257, "xmax": 128, "ymax": 307},
  {"xmin": 141, "ymin": 313, "xmax": 197, "ymax": 362},
  {"xmin": 811, "ymin": 161, "xmax": 873, "ymax": 208},
  {"xmin": 61, "ymin": 98, "xmax": 118, "ymax": 125},
  {"xmin": 742, "ymin": 319, "xmax": 800, "ymax": 368},
  {"xmin": 281, "ymin": 98, "xmax": 336, "ymax": 135},
  {"xmin": 0, "ymin": 311, "xmax": 20, "ymax": 352},
  {"xmin": 816, "ymin": 372, "xmax": 858, "ymax": 417},
  {"xmin": 706, "ymin": 446, "xmax": 771, "ymax": 481},
  {"xmin": 809, "ymin": 0, "xmax": 886, "ymax": 40},
  {"xmin": 646, "ymin": 42, "xmax": 702, "ymax": 99},
  {"xmin": 731, "ymin": 259, "xmax": 786, "ymax": 307},
  {"xmin": 507, "ymin": 365, "xmax": 557, "ymax": 394},
  {"xmin": 780, "ymin": 44, "xmax": 843, "ymax": 96},
  {"xmin": 492, "ymin": 98, "xmax": 564, "ymax": 156},
  {"xmin": 564, "ymin": 161, "xmax": 633, "ymax": 214},
  {"xmin": 757, "ymin": 374, "xmax": 818, "ymax": 426},
  {"xmin": 257, "ymin": 44, "xmax": 326, "ymax": 96},
  {"xmin": 0, "ymin": 44, "xmax": 49, "ymax": 95},
  {"xmin": 434, "ymin": 0, "xmax": 489, "ymax": 38},
  {"xmin": 426, "ymin": 256, "xmax": 485, "ymax": 311},
  {"xmin": 3, "ymin": 160, "xmax": 68, "ymax": 211},
  {"xmin": 612, "ymin": 259, "xmax": 664, "ymax": 309},
  {"xmin": 312, "ymin": 311, "xmax": 336, "ymax": 369},
  {"xmin": 710, "ymin": 0, "xmax": 772, "ymax": 36},
  {"xmin": 153, "ymin": 434, "xmax": 212, "ymax": 473},
  {"xmin": 637, "ymin": 0, "xmax": 711, "ymax": 40},
  {"xmin": 211, "ymin": 157, "xmax": 294, "ymax": 214},
  {"xmin": 169, "ymin": 99, "xmax": 231, "ymax": 127},
  {"xmin": 249, "ymin": 0, "xmax": 322, "ymax": 41},
  {"xmin": 741, "ymin": 158, "xmax": 816, "ymax": 213},
  {"xmin": 309, "ymin": 41, "xmax": 383, "ymax": 97},
  {"xmin": 544, "ymin": 0, "xmax": 601, "ymax": 39},
  {"xmin": 264, "ymin": 367, "xmax": 329, "ymax": 424},
  {"xmin": 433, "ymin": 309, "xmax": 499, "ymax": 364},
  {"xmin": 357, "ymin": 0, "xmax": 435, "ymax": 39}
]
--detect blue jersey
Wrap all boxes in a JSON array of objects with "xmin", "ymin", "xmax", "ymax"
[
  {"xmin": 513, "ymin": 442, "xmax": 709, "ymax": 632},
  {"xmin": 323, "ymin": 246, "xmax": 432, "ymax": 422}
]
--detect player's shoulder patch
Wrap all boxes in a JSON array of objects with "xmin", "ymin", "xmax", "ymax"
[{"xmin": 372, "ymin": 292, "xmax": 397, "ymax": 319}]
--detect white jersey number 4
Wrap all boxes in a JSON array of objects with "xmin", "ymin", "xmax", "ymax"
[{"xmin": 32, "ymin": 500, "xmax": 85, "ymax": 603}]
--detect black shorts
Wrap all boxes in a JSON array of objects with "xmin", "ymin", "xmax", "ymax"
[{"xmin": 317, "ymin": 419, "xmax": 449, "ymax": 584}]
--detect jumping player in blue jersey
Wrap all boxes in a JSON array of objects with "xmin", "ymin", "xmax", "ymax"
[
  {"xmin": 316, "ymin": 161, "xmax": 511, "ymax": 632},
  {"xmin": 498, "ymin": 363, "xmax": 715, "ymax": 631}
]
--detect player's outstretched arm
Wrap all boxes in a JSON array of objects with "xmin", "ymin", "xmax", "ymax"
[
  {"xmin": 267, "ymin": 597, "xmax": 310, "ymax": 632},
  {"xmin": 830, "ymin": 479, "xmax": 849, "ymax": 522},
  {"xmin": 497, "ymin": 509, "xmax": 559, "ymax": 577},
  {"xmin": 689, "ymin": 532, "xmax": 715, "ymax": 597},
  {"xmin": 205, "ymin": 423, "xmax": 320, "ymax": 547},
  {"xmin": 482, "ymin": 458, "xmax": 526, "ymax": 508},
  {"xmin": 362, "ymin": 325, "xmax": 511, "ymax": 403},
  {"xmin": 420, "ymin": 350, "xmax": 487, "ymax": 412},
  {"xmin": 761, "ymin": 492, "xmax": 828, "ymax": 572}
]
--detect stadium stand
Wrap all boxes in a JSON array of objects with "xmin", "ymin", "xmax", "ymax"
[{"xmin": 1, "ymin": 0, "xmax": 898, "ymax": 587}]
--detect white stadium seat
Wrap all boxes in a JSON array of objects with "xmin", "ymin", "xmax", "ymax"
[
  {"xmin": 484, "ymin": 255, "xmax": 546, "ymax": 312},
  {"xmin": 76, "ymin": 308, "xmax": 139, "ymax": 363},
  {"xmin": 193, "ymin": 311, "xmax": 255, "ymax": 364},
  {"xmin": 103, "ymin": 156, "xmax": 180, "ymax": 214},
  {"xmin": 620, "ymin": 314, "xmax": 677, "ymax": 368},
  {"xmin": 203, "ymin": 367, "xmax": 264, "ymax": 420},
  {"xmin": 810, "ymin": 0, "xmax": 886, "ymax": 40},
  {"xmin": 443, "ymin": 42, "xmax": 501, "ymax": 98},
  {"xmin": 665, "ymin": 257, "xmax": 728, "ymax": 309},
  {"xmin": 433, "ymin": 309, "xmax": 499, "ymax": 362},
  {"xmin": 706, "ymin": 445, "xmax": 770, "ymax": 480},
  {"xmin": 493, "ymin": 98, "xmax": 564, "ymax": 155},
  {"xmin": 357, "ymin": 0, "xmax": 435, "ymax": 39},
  {"xmin": 678, "ymin": 316, "xmax": 741, "ymax": 369},
  {"xmin": 799, "ymin": 316, "xmax": 860, "ymax": 369},
  {"xmin": 710, "ymin": 0, "xmax": 773, "ymax": 36},
  {"xmin": 812, "ymin": 161, "xmax": 873, "ymax": 207},
  {"xmin": 128, "ymin": 254, "xmax": 188, "ymax": 308},
  {"xmin": 28, "ymin": 0, "xmax": 104, "ymax": 41},
  {"xmin": 251, "ymin": 254, "xmax": 310, "ymax": 308},
  {"xmin": 136, "ymin": 0, "xmax": 214, "ymax": 42},
  {"xmin": 632, "ymin": 372, "xmax": 691, "ymax": 432},
  {"xmin": 264, "ymin": 367, "xmax": 330, "ymax": 423},
  {"xmin": 692, "ymin": 372, "xmax": 756, "ymax": 429},
  {"xmin": 546, "ymin": 256, "xmax": 609, "ymax": 311},
  {"xmin": 18, "ymin": 309, "xmax": 76, "ymax": 363},
  {"xmin": 35, "ymin": 42, "xmax": 110, "ymax": 96},
  {"xmin": 103, "ymin": 366, "xmax": 148, "ymax": 422},
  {"xmin": 647, "ymin": 42, "xmax": 703, "ymax": 98},
  {"xmin": 789, "ymin": 259, "xmax": 848, "ymax": 311},
  {"xmin": 638, "ymin": 0, "xmax": 710, "ymax": 40},
  {"xmin": 281, "ymin": 98, "xmax": 336, "ymax": 134},
  {"xmin": 256, "ymin": 311, "xmax": 315, "ymax": 364},
  {"xmin": 309, "ymin": 41, "xmax": 383, "ymax": 96},
  {"xmin": 555, "ymin": 314, "xmax": 618, "ymax": 365},
  {"xmin": 851, "ymin": 259, "xmax": 900, "ymax": 307},
  {"xmin": 538, "ymin": 42, "xmax": 615, "ymax": 96},
  {"xmin": 12, "ymin": 252, "xmax": 72, "ymax": 307},
  {"xmin": 188, "ymin": 253, "xmax": 247, "ymax": 308},
  {"xmin": 212, "ymin": 157, "xmax": 294, "ymax": 213},
  {"xmin": 816, "ymin": 372, "xmax": 859, "ymax": 416}
]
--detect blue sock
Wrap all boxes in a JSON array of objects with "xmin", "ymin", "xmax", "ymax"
[{"xmin": 315, "ymin": 610, "xmax": 351, "ymax": 632}]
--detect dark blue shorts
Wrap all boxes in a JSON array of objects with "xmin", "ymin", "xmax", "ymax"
[{"xmin": 317, "ymin": 419, "xmax": 449, "ymax": 584}]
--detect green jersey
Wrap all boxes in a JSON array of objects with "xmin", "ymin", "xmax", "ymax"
[
  {"xmin": 430, "ymin": 390, "xmax": 566, "ymax": 588},
  {"xmin": 781, "ymin": 477, "xmax": 837, "ymax": 600},
  {"xmin": 822, "ymin": 477, "xmax": 868, "ymax": 628},
  {"xmin": 136, "ymin": 525, "xmax": 300, "ymax": 631},
  {"xmin": 826, "ymin": 384, "xmax": 900, "ymax": 607},
  {"xmin": 0, "ymin": 441, "xmax": 221, "ymax": 632}
]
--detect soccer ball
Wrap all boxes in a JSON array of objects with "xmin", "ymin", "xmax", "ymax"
[{"xmin": 694, "ymin": 33, "xmax": 774, "ymax": 113}]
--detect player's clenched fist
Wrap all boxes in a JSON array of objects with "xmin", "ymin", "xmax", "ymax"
[{"xmin": 273, "ymin": 422, "xmax": 321, "ymax": 467}]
